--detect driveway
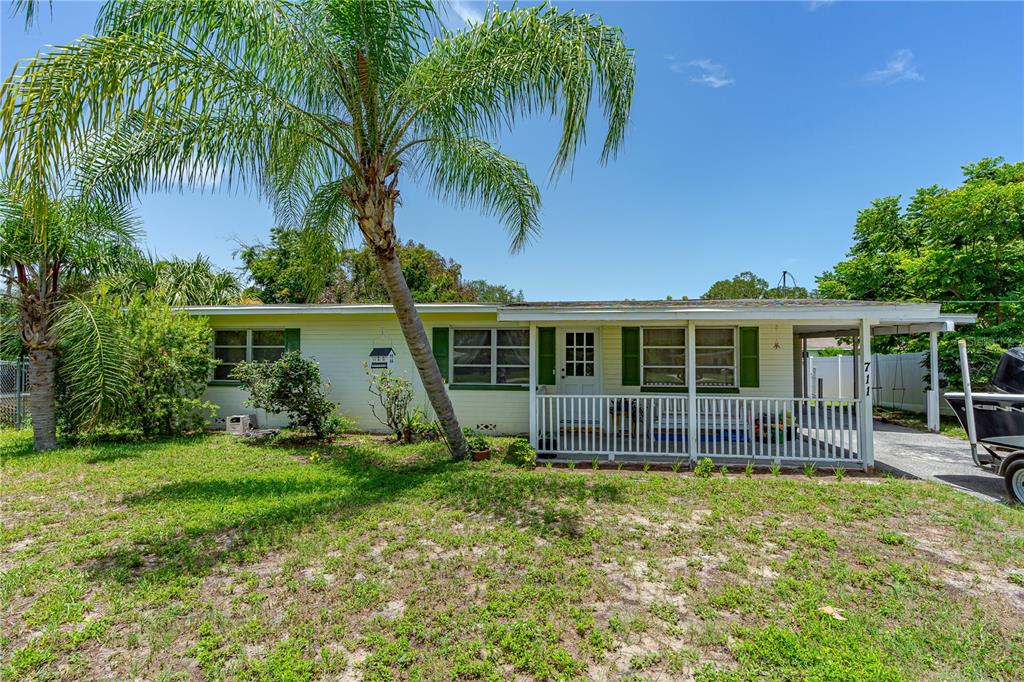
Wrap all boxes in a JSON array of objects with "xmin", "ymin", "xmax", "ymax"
[{"xmin": 872, "ymin": 420, "xmax": 1007, "ymax": 503}]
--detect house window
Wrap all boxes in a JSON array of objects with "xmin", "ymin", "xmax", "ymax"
[
  {"xmin": 452, "ymin": 328, "xmax": 529, "ymax": 385},
  {"xmin": 213, "ymin": 329, "xmax": 286, "ymax": 380},
  {"xmin": 642, "ymin": 328, "xmax": 686, "ymax": 386},
  {"xmin": 640, "ymin": 327, "xmax": 738, "ymax": 388},
  {"xmin": 695, "ymin": 327, "xmax": 737, "ymax": 387}
]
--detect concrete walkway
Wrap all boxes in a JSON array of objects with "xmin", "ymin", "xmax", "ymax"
[{"xmin": 872, "ymin": 420, "xmax": 1006, "ymax": 503}]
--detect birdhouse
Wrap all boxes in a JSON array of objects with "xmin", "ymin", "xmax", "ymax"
[{"xmin": 369, "ymin": 347, "xmax": 396, "ymax": 370}]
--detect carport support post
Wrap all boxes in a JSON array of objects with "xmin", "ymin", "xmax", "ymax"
[
  {"xmin": 858, "ymin": 318, "xmax": 875, "ymax": 472},
  {"xmin": 529, "ymin": 324, "xmax": 538, "ymax": 450},
  {"xmin": 927, "ymin": 331, "xmax": 940, "ymax": 432},
  {"xmin": 687, "ymin": 320, "xmax": 698, "ymax": 465}
]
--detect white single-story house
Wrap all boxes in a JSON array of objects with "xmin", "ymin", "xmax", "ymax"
[{"xmin": 184, "ymin": 299, "xmax": 974, "ymax": 470}]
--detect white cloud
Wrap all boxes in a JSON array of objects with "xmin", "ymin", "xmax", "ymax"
[
  {"xmin": 863, "ymin": 49, "xmax": 923, "ymax": 84},
  {"xmin": 681, "ymin": 58, "xmax": 735, "ymax": 88},
  {"xmin": 447, "ymin": 1, "xmax": 483, "ymax": 25}
]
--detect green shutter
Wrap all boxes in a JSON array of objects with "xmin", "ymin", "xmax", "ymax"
[
  {"xmin": 538, "ymin": 327, "xmax": 556, "ymax": 385},
  {"xmin": 284, "ymin": 328, "xmax": 301, "ymax": 352},
  {"xmin": 622, "ymin": 327, "xmax": 640, "ymax": 386},
  {"xmin": 432, "ymin": 327, "xmax": 450, "ymax": 383},
  {"xmin": 739, "ymin": 327, "xmax": 759, "ymax": 388}
]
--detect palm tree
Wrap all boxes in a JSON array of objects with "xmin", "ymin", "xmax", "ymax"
[
  {"xmin": 0, "ymin": 0, "xmax": 635, "ymax": 457},
  {"xmin": 105, "ymin": 254, "xmax": 245, "ymax": 306},
  {"xmin": 0, "ymin": 186, "xmax": 140, "ymax": 450}
]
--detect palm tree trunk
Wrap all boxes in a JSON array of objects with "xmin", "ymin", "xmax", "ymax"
[
  {"xmin": 27, "ymin": 348, "xmax": 58, "ymax": 451},
  {"xmin": 375, "ymin": 248, "xmax": 469, "ymax": 459}
]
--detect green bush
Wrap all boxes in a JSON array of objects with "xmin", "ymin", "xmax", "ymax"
[
  {"xmin": 503, "ymin": 439, "xmax": 537, "ymax": 468},
  {"xmin": 231, "ymin": 352, "xmax": 340, "ymax": 440},
  {"xmin": 694, "ymin": 457, "xmax": 714, "ymax": 478},
  {"xmin": 462, "ymin": 427, "xmax": 489, "ymax": 452},
  {"xmin": 58, "ymin": 299, "xmax": 217, "ymax": 438}
]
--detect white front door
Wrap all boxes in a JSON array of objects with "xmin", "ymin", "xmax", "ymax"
[{"xmin": 559, "ymin": 329, "xmax": 599, "ymax": 395}]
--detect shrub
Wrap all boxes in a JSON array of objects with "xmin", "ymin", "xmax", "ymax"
[
  {"xmin": 403, "ymin": 406, "xmax": 440, "ymax": 442},
  {"xmin": 366, "ymin": 367, "xmax": 414, "ymax": 442},
  {"xmin": 462, "ymin": 427, "xmax": 489, "ymax": 452},
  {"xmin": 504, "ymin": 439, "xmax": 537, "ymax": 468},
  {"xmin": 59, "ymin": 299, "xmax": 217, "ymax": 438},
  {"xmin": 694, "ymin": 457, "xmax": 714, "ymax": 478},
  {"xmin": 231, "ymin": 352, "xmax": 340, "ymax": 440}
]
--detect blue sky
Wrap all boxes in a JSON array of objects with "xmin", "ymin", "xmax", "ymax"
[{"xmin": 2, "ymin": 1, "xmax": 1022, "ymax": 300}]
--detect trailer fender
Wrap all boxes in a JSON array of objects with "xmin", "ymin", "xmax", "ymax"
[{"xmin": 996, "ymin": 450, "xmax": 1024, "ymax": 477}]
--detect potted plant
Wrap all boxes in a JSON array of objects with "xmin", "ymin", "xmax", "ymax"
[{"xmin": 463, "ymin": 427, "xmax": 491, "ymax": 461}]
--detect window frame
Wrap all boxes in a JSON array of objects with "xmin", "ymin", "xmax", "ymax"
[
  {"xmin": 211, "ymin": 328, "xmax": 287, "ymax": 383},
  {"xmin": 640, "ymin": 327, "xmax": 687, "ymax": 388},
  {"xmin": 639, "ymin": 326, "xmax": 739, "ymax": 389},
  {"xmin": 450, "ymin": 327, "xmax": 530, "ymax": 387}
]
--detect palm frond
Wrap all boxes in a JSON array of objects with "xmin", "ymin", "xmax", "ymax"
[
  {"xmin": 53, "ymin": 295, "xmax": 134, "ymax": 431},
  {"xmin": 417, "ymin": 137, "xmax": 540, "ymax": 252},
  {"xmin": 404, "ymin": 4, "xmax": 635, "ymax": 176}
]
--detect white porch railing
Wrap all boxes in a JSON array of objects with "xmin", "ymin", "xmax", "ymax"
[{"xmin": 535, "ymin": 394, "xmax": 862, "ymax": 465}]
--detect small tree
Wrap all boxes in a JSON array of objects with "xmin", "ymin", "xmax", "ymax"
[
  {"xmin": 367, "ymin": 367, "xmax": 414, "ymax": 442},
  {"xmin": 231, "ymin": 352, "xmax": 339, "ymax": 440}
]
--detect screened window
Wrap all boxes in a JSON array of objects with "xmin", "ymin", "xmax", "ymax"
[
  {"xmin": 695, "ymin": 328, "xmax": 737, "ymax": 387},
  {"xmin": 213, "ymin": 329, "xmax": 286, "ymax": 380},
  {"xmin": 642, "ymin": 328, "xmax": 686, "ymax": 386},
  {"xmin": 452, "ymin": 328, "xmax": 529, "ymax": 385},
  {"xmin": 640, "ymin": 327, "xmax": 737, "ymax": 387}
]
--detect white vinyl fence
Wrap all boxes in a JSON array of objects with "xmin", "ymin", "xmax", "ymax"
[{"xmin": 805, "ymin": 352, "xmax": 952, "ymax": 416}]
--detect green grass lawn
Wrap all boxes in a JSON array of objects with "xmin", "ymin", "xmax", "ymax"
[{"xmin": 2, "ymin": 430, "xmax": 1022, "ymax": 681}]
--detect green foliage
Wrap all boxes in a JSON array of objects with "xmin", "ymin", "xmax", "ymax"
[
  {"xmin": 503, "ymin": 439, "xmax": 536, "ymax": 468},
  {"xmin": 366, "ymin": 367, "xmax": 414, "ymax": 442},
  {"xmin": 55, "ymin": 297, "xmax": 217, "ymax": 439},
  {"xmin": 769, "ymin": 462, "xmax": 782, "ymax": 477},
  {"xmin": 744, "ymin": 461, "xmax": 754, "ymax": 477},
  {"xmin": 239, "ymin": 230, "xmax": 522, "ymax": 305},
  {"xmin": 694, "ymin": 457, "xmax": 714, "ymax": 478},
  {"xmin": 817, "ymin": 157, "xmax": 1024, "ymax": 386},
  {"xmin": 833, "ymin": 467, "xmax": 846, "ymax": 482},
  {"xmin": 702, "ymin": 271, "xmax": 810, "ymax": 300},
  {"xmin": 462, "ymin": 427, "xmax": 489, "ymax": 452},
  {"xmin": 231, "ymin": 352, "xmax": 340, "ymax": 440},
  {"xmin": 803, "ymin": 463, "xmax": 817, "ymax": 478},
  {"xmin": 814, "ymin": 346, "xmax": 848, "ymax": 357},
  {"xmin": 103, "ymin": 254, "xmax": 244, "ymax": 306}
]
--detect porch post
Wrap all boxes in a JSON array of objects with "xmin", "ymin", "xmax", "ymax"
[
  {"xmin": 687, "ymin": 320, "xmax": 698, "ymax": 464},
  {"xmin": 529, "ymin": 323, "xmax": 538, "ymax": 449},
  {"xmin": 927, "ymin": 330, "xmax": 940, "ymax": 432},
  {"xmin": 858, "ymin": 318, "xmax": 875, "ymax": 472}
]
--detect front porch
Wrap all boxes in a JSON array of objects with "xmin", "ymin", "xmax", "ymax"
[
  {"xmin": 499, "ymin": 301, "xmax": 975, "ymax": 471},
  {"xmin": 535, "ymin": 394, "xmax": 862, "ymax": 465}
]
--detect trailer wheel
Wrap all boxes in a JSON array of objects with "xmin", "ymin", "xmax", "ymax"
[{"xmin": 1005, "ymin": 459, "xmax": 1024, "ymax": 505}]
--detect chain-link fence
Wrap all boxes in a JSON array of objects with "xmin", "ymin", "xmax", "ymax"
[{"xmin": 0, "ymin": 359, "xmax": 28, "ymax": 428}]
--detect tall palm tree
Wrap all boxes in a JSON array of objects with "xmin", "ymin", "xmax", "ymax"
[
  {"xmin": 0, "ymin": 186, "xmax": 140, "ymax": 450},
  {"xmin": 0, "ymin": 0, "xmax": 635, "ymax": 457},
  {"xmin": 105, "ymin": 254, "xmax": 245, "ymax": 306}
]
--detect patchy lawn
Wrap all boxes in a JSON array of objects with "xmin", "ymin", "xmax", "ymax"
[{"xmin": 1, "ymin": 430, "xmax": 1022, "ymax": 681}]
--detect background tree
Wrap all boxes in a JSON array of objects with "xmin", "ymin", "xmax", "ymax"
[
  {"xmin": 1, "ymin": 0, "xmax": 634, "ymax": 457},
  {"xmin": 0, "ymin": 186, "xmax": 139, "ymax": 450},
  {"xmin": 104, "ymin": 254, "xmax": 246, "ymax": 306},
  {"xmin": 702, "ymin": 271, "xmax": 811, "ymax": 300},
  {"xmin": 817, "ymin": 157, "xmax": 1024, "ymax": 385}
]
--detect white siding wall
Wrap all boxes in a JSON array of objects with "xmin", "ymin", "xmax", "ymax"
[
  {"xmin": 202, "ymin": 315, "xmax": 799, "ymax": 435},
  {"xmin": 204, "ymin": 313, "xmax": 529, "ymax": 434}
]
